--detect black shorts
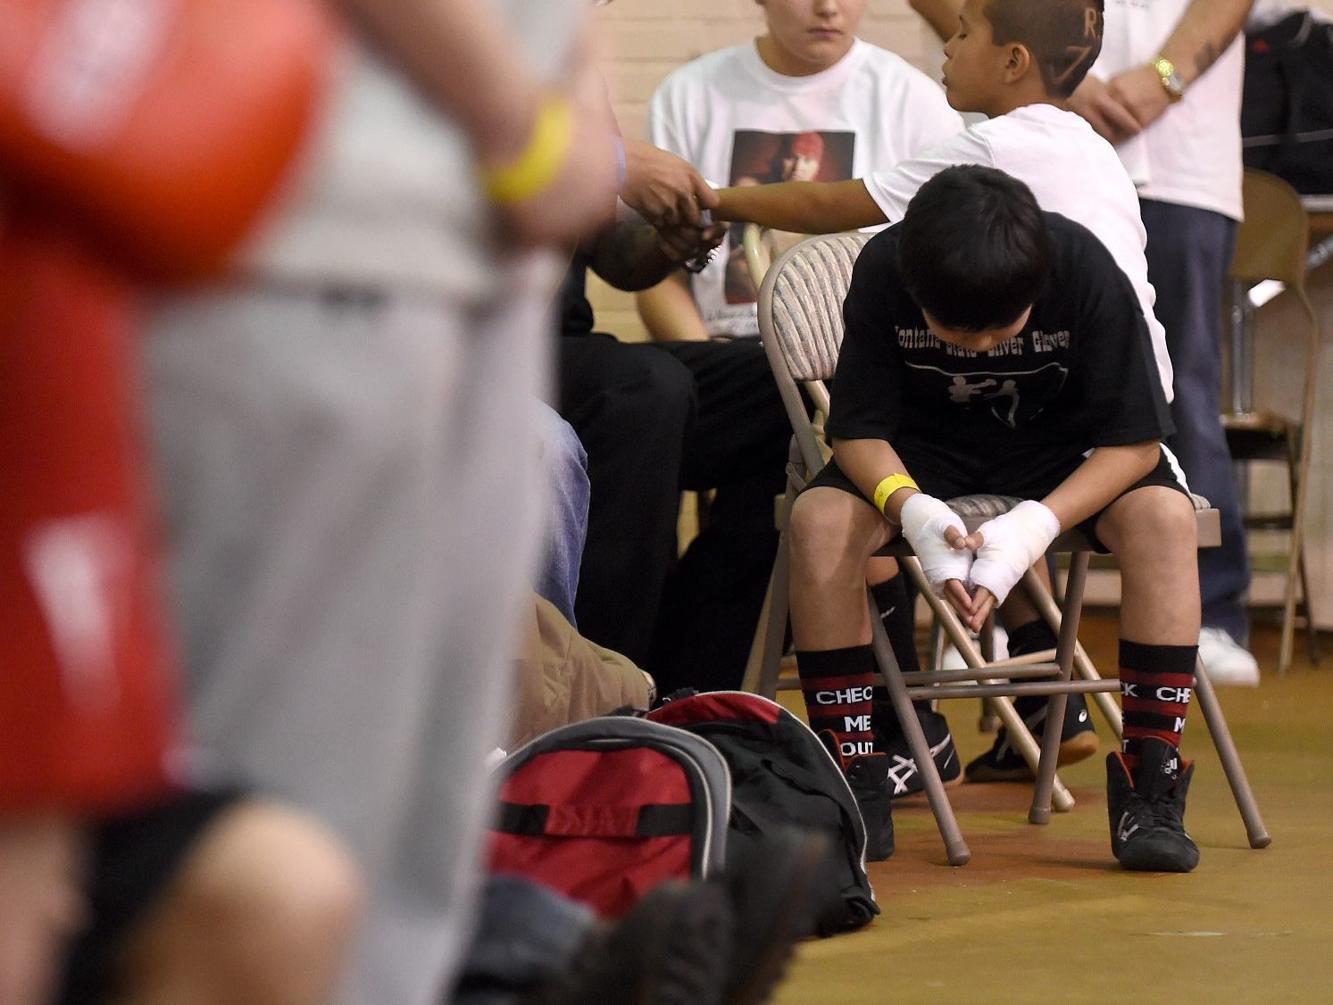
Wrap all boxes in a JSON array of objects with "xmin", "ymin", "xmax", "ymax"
[
  {"xmin": 805, "ymin": 441, "xmax": 1190, "ymax": 553},
  {"xmin": 56, "ymin": 787, "xmax": 245, "ymax": 1005}
]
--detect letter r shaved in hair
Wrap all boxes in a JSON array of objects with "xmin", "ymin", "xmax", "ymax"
[{"xmin": 985, "ymin": 0, "xmax": 1104, "ymax": 98}]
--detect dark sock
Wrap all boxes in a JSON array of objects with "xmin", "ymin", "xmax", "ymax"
[
  {"xmin": 868, "ymin": 574, "xmax": 920, "ymax": 672},
  {"xmin": 1119, "ymin": 639, "xmax": 1196, "ymax": 773},
  {"xmin": 796, "ymin": 646, "xmax": 876, "ymax": 763},
  {"xmin": 1005, "ymin": 619, "xmax": 1063, "ymax": 721},
  {"xmin": 868, "ymin": 575, "xmax": 927, "ymax": 737},
  {"xmin": 1006, "ymin": 619, "xmax": 1058, "ymax": 658}
]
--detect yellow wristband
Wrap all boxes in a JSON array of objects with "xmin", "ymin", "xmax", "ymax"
[
  {"xmin": 873, "ymin": 473, "xmax": 919, "ymax": 517},
  {"xmin": 479, "ymin": 95, "xmax": 574, "ymax": 205}
]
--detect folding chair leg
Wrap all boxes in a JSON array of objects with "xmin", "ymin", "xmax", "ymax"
[
  {"xmin": 741, "ymin": 560, "xmax": 779, "ymax": 696},
  {"xmin": 903, "ymin": 559, "xmax": 1075, "ymax": 813},
  {"xmin": 1030, "ymin": 552, "xmax": 1088, "ymax": 824},
  {"xmin": 1279, "ymin": 545, "xmax": 1298, "ymax": 676},
  {"xmin": 867, "ymin": 593, "xmax": 971, "ymax": 866},
  {"xmin": 742, "ymin": 481, "xmax": 797, "ymax": 698},
  {"xmin": 1192, "ymin": 655, "xmax": 1272, "ymax": 849},
  {"xmin": 1298, "ymin": 546, "xmax": 1319, "ymax": 665},
  {"xmin": 1019, "ymin": 568, "xmax": 1124, "ymax": 737}
]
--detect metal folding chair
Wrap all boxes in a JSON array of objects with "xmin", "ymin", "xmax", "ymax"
[
  {"xmin": 1225, "ymin": 169, "xmax": 1322, "ymax": 673},
  {"xmin": 741, "ymin": 232, "xmax": 1272, "ymax": 865}
]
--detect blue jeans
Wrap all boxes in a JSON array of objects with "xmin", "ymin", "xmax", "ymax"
[
  {"xmin": 535, "ymin": 405, "xmax": 590, "ymax": 627},
  {"xmin": 451, "ymin": 875, "xmax": 596, "ymax": 1004},
  {"xmin": 1140, "ymin": 199, "xmax": 1251, "ymax": 642}
]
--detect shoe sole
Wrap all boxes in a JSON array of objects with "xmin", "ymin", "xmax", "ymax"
[
  {"xmin": 964, "ymin": 731, "xmax": 1102, "ymax": 783},
  {"xmin": 1117, "ymin": 839, "xmax": 1200, "ymax": 873}
]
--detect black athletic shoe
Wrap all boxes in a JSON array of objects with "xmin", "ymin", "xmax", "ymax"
[
  {"xmin": 818, "ymin": 731, "xmax": 894, "ymax": 862},
  {"xmin": 525, "ymin": 880, "xmax": 732, "ymax": 1005},
  {"xmin": 845, "ymin": 752, "xmax": 894, "ymax": 862},
  {"xmin": 964, "ymin": 692, "xmax": 1099, "ymax": 783},
  {"xmin": 1106, "ymin": 738, "xmax": 1199, "ymax": 873},
  {"xmin": 875, "ymin": 708, "xmax": 962, "ymax": 798}
]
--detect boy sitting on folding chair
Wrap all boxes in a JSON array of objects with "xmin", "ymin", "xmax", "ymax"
[{"xmin": 791, "ymin": 164, "xmax": 1202, "ymax": 872}]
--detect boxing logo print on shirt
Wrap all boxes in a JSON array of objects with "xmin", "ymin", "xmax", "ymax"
[{"xmin": 905, "ymin": 361, "xmax": 1069, "ymax": 428}]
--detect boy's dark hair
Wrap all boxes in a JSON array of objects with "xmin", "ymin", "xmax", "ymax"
[
  {"xmin": 985, "ymin": 0, "xmax": 1104, "ymax": 98},
  {"xmin": 896, "ymin": 165, "xmax": 1052, "ymax": 332}
]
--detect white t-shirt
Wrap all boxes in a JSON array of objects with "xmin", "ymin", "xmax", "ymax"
[
  {"xmin": 648, "ymin": 39, "xmax": 962, "ymax": 337},
  {"xmin": 862, "ymin": 103, "xmax": 1174, "ymax": 400},
  {"xmin": 1090, "ymin": 0, "xmax": 1244, "ymax": 221}
]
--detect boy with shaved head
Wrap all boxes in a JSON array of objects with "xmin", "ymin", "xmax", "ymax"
[{"xmin": 712, "ymin": 0, "xmax": 1192, "ymax": 833}]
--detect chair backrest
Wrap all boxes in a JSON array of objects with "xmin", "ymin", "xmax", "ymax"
[
  {"xmin": 1231, "ymin": 169, "xmax": 1311, "ymax": 290},
  {"xmin": 756, "ymin": 232, "xmax": 872, "ymax": 475}
]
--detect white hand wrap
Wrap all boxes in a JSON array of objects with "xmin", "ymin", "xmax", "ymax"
[
  {"xmin": 968, "ymin": 500, "xmax": 1061, "ymax": 606},
  {"xmin": 899, "ymin": 494, "xmax": 972, "ymax": 596}
]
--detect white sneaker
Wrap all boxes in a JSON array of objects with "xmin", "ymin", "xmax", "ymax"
[{"xmin": 1198, "ymin": 627, "xmax": 1261, "ymax": 687}]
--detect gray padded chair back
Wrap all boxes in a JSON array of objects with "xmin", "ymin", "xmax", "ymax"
[
  {"xmin": 756, "ymin": 232, "xmax": 871, "ymax": 475},
  {"xmin": 758, "ymin": 231, "xmax": 871, "ymax": 383}
]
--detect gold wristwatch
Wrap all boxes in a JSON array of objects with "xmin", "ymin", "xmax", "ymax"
[{"xmin": 1152, "ymin": 56, "xmax": 1186, "ymax": 102}]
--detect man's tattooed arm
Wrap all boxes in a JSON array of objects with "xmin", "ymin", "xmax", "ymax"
[{"xmin": 1158, "ymin": 0, "xmax": 1253, "ymax": 87}]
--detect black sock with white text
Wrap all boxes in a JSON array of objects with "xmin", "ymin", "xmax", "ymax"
[{"xmin": 796, "ymin": 645, "xmax": 877, "ymax": 764}]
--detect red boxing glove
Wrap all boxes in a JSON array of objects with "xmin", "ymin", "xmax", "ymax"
[
  {"xmin": 0, "ymin": 0, "xmax": 336, "ymax": 281},
  {"xmin": 0, "ymin": 216, "xmax": 177, "ymax": 815}
]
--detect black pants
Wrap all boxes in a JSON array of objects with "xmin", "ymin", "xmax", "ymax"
[{"xmin": 557, "ymin": 334, "xmax": 790, "ymax": 690}]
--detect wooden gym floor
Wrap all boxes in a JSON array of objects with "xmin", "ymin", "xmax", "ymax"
[{"xmin": 773, "ymin": 617, "xmax": 1333, "ymax": 1004}]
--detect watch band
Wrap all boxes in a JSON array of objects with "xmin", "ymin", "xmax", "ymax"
[{"xmin": 1152, "ymin": 56, "xmax": 1186, "ymax": 101}]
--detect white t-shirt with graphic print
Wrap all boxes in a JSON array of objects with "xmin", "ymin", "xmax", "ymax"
[
  {"xmin": 648, "ymin": 39, "xmax": 962, "ymax": 338},
  {"xmin": 1090, "ymin": 0, "xmax": 1244, "ymax": 221},
  {"xmin": 861, "ymin": 103, "xmax": 1175, "ymax": 401}
]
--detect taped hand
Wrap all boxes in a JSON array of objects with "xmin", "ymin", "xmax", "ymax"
[{"xmin": 898, "ymin": 493, "xmax": 972, "ymax": 597}]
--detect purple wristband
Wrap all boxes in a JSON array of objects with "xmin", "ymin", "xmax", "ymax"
[{"xmin": 613, "ymin": 136, "xmax": 628, "ymax": 192}]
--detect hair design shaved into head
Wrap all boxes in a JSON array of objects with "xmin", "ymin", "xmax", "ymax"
[{"xmin": 985, "ymin": 0, "xmax": 1104, "ymax": 98}]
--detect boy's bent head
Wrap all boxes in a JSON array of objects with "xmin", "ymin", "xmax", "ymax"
[
  {"xmin": 897, "ymin": 165, "xmax": 1051, "ymax": 348},
  {"xmin": 943, "ymin": 0, "xmax": 1103, "ymax": 112}
]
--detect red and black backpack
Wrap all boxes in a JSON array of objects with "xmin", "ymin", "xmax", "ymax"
[
  {"xmin": 648, "ymin": 691, "xmax": 878, "ymax": 935},
  {"xmin": 488, "ymin": 716, "xmax": 731, "ymax": 918}
]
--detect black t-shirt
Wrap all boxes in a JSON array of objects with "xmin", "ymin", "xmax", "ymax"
[{"xmin": 827, "ymin": 213, "xmax": 1173, "ymax": 457}]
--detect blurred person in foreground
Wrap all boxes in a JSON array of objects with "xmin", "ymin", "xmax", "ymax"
[
  {"xmin": 139, "ymin": 0, "xmax": 618, "ymax": 1001},
  {"xmin": 0, "ymin": 216, "xmax": 359, "ymax": 1004}
]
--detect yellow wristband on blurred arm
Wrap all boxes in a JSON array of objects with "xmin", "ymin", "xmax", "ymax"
[{"xmin": 479, "ymin": 95, "xmax": 574, "ymax": 205}]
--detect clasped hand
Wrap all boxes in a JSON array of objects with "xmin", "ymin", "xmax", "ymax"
[{"xmin": 899, "ymin": 495, "xmax": 1060, "ymax": 633}]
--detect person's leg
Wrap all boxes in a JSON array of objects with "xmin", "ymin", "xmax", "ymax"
[
  {"xmin": 557, "ymin": 334, "xmax": 694, "ymax": 665},
  {"xmin": 55, "ymin": 791, "xmax": 359, "ymax": 1005},
  {"xmin": 1140, "ymin": 199, "xmax": 1253, "ymax": 677},
  {"xmin": 787, "ymin": 478, "xmax": 898, "ymax": 859},
  {"xmin": 107, "ymin": 801, "xmax": 360, "ymax": 1005},
  {"xmin": 963, "ymin": 565, "xmax": 1099, "ymax": 783},
  {"xmin": 1095, "ymin": 484, "xmax": 1202, "ymax": 872},
  {"xmin": 645, "ymin": 339, "xmax": 789, "ymax": 692},
  {"xmin": 534, "ymin": 405, "xmax": 590, "ymax": 627}
]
